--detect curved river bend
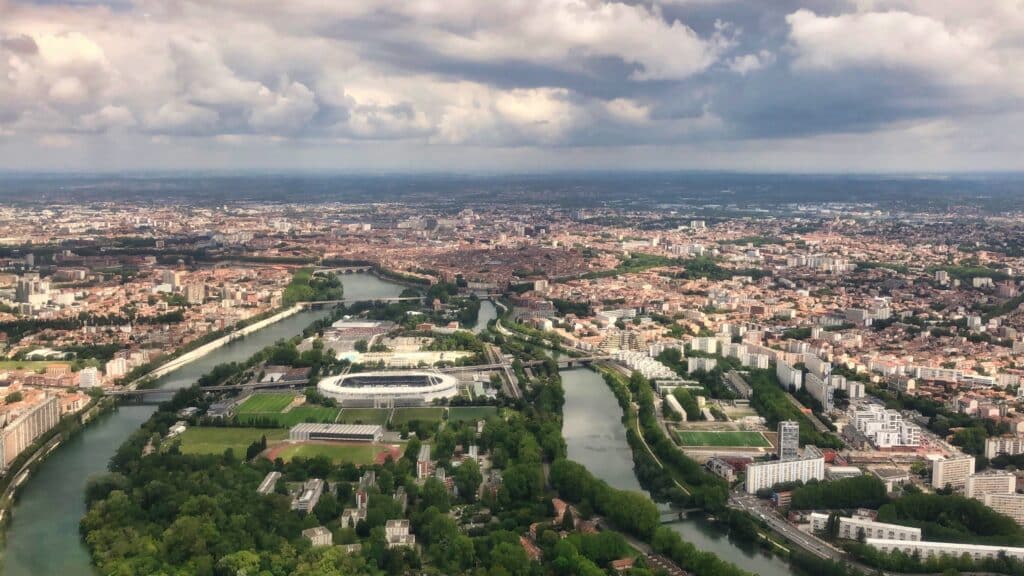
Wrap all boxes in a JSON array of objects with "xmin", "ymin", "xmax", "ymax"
[
  {"xmin": 1, "ymin": 273, "xmax": 404, "ymax": 576},
  {"xmin": 560, "ymin": 368, "xmax": 797, "ymax": 576}
]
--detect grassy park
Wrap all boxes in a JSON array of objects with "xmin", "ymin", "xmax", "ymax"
[
  {"xmin": 337, "ymin": 408, "xmax": 391, "ymax": 425},
  {"xmin": 176, "ymin": 427, "xmax": 288, "ymax": 456},
  {"xmin": 236, "ymin": 393, "xmax": 295, "ymax": 414},
  {"xmin": 237, "ymin": 405, "xmax": 340, "ymax": 427},
  {"xmin": 391, "ymin": 407, "xmax": 444, "ymax": 427}
]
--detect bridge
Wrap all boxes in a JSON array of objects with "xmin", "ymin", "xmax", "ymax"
[
  {"xmin": 314, "ymin": 266, "xmax": 373, "ymax": 274},
  {"xmin": 106, "ymin": 379, "xmax": 312, "ymax": 398},
  {"xmin": 299, "ymin": 295, "xmax": 503, "ymax": 307}
]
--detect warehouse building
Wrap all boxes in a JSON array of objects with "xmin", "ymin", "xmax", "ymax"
[{"xmin": 289, "ymin": 423, "xmax": 383, "ymax": 443}]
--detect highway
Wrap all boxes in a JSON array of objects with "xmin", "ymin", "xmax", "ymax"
[{"xmin": 728, "ymin": 491, "xmax": 845, "ymax": 561}]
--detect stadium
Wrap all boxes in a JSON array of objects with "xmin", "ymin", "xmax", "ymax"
[{"xmin": 317, "ymin": 370, "xmax": 459, "ymax": 408}]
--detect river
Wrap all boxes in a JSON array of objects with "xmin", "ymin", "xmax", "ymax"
[
  {"xmin": 471, "ymin": 299, "xmax": 497, "ymax": 333},
  {"xmin": 560, "ymin": 367, "xmax": 797, "ymax": 576},
  {"xmin": 0, "ymin": 273, "xmax": 404, "ymax": 576}
]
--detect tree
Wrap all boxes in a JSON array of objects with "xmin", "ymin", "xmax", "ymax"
[
  {"xmin": 561, "ymin": 507, "xmax": 575, "ymax": 532},
  {"xmin": 420, "ymin": 477, "xmax": 450, "ymax": 512},
  {"xmin": 455, "ymin": 459, "xmax": 483, "ymax": 503},
  {"xmin": 354, "ymin": 339, "xmax": 368, "ymax": 353},
  {"xmin": 5, "ymin": 391, "xmax": 23, "ymax": 404}
]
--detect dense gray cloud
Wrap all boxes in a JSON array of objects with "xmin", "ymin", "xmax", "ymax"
[{"xmin": 0, "ymin": 0, "xmax": 1022, "ymax": 171}]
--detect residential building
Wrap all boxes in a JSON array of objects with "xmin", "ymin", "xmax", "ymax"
[
  {"xmin": 810, "ymin": 513, "xmax": 921, "ymax": 542},
  {"xmin": 984, "ymin": 493, "xmax": 1024, "ymax": 525},
  {"xmin": 849, "ymin": 404, "xmax": 921, "ymax": 449},
  {"xmin": 291, "ymin": 479, "xmax": 324, "ymax": 513},
  {"xmin": 965, "ymin": 471, "xmax": 1016, "ymax": 499},
  {"xmin": 778, "ymin": 420, "xmax": 800, "ymax": 461},
  {"xmin": 302, "ymin": 526, "xmax": 333, "ymax": 547},
  {"xmin": 745, "ymin": 453, "xmax": 825, "ymax": 494},
  {"xmin": 867, "ymin": 539, "xmax": 1024, "ymax": 562},
  {"xmin": 385, "ymin": 519, "xmax": 416, "ymax": 548},
  {"xmin": 986, "ymin": 436, "xmax": 1024, "ymax": 459},
  {"xmin": 931, "ymin": 456, "xmax": 976, "ymax": 491},
  {"xmin": 257, "ymin": 471, "xmax": 281, "ymax": 495},
  {"xmin": 0, "ymin": 396, "xmax": 60, "ymax": 469}
]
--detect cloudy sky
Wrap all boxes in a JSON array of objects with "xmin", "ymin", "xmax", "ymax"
[{"xmin": 0, "ymin": 0, "xmax": 1022, "ymax": 172}]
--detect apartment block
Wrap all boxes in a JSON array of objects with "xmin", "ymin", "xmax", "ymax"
[
  {"xmin": 0, "ymin": 396, "xmax": 60, "ymax": 469},
  {"xmin": 965, "ymin": 471, "xmax": 1016, "ymax": 499},
  {"xmin": 931, "ymin": 456, "xmax": 976, "ymax": 491},
  {"xmin": 745, "ymin": 453, "xmax": 825, "ymax": 494}
]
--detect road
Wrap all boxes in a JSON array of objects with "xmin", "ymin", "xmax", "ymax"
[
  {"xmin": 782, "ymin": 391, "xmax": 831, "ymax": 434},
  {"xmin": 728, "ymin": 491, "xmax": 845, "ymax": 562}
]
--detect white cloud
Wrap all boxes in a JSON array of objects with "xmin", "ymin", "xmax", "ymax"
[
  {"xmin": 604, "ymin": 98, "xmax": 650, "ymax": 124},
  {"xmin": 80, "ymin": 105, "xmax": 136, "ymax": 131},
  {"xmin": 728, "ymin": 50, "xmax": 775, "ymax": 75},
  {"xmin": 786, "ymin": 9, "xmax": 1004, "ymax": 88}
]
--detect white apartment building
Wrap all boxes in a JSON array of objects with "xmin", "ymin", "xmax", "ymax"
[
  {"xmin": 804, "ymin": 355, "xmax": 832, "ymax": 379},
  {"xmin": 913, "ymin": 366, "xmax": 961, "ymax": 384},
  {"xmin": 0, "ymin": 396, "xmax": 61, "ymax": 469},
  {"xmin": 745, "ymin": 454, "xmax": 825, "ymax": 494},
  {"xmin": 776, "ymin": 360, "xmax": 803, "ymax": 391},
  {"xmin": 688, "ymin": 357, "xmax": 717, "ymax": 374},
  {"xmin": 613, "ymin": 351, "xmax": 676, "ymax": 380},
  {"xmin": 78, "ymin": 367, "xmax": 100, "ymax": 388},
  {"xmin": 829, "ymin": 374, "xmax": 865, "ymax": 399},
  {"xmin": 742, "ymin": 353, "xmax": 770, "ymax": 369},
  {"xmin": 931, "ymin": 456, "xmax": 976, "ymax": 490},
  {"xmin": 867, "ymin": 538, "xmax": 1024, "ymax": 562},
  {"xmin": 849, "ymin": 404, "xmax": 921, "ymax": 449},
  {"xmin": 810, "ymin": 513, "xmax": 921, "ymax": 542},
  {"xmin": 965, "ymin": 471, "xmax": 1016, "ymax": 499},
  {"xmin": 804, "ymin": 372, "xmax": 834, "ymax": 412},
  {"xmin": 986, "ymin": 436, "xmax": 1024, "ymax": 459},
  {"xmin": 984, "ymin": 493, "xmax": 1024, "ymax": 525},
  {"xmin": 689, "ymin": 337, "xmax": 719, "ymax": 355}
]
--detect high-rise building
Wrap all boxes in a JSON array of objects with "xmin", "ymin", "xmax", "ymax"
[
  {"xmin": 931, "ymin": 456, "xmax": 976, "ymax": 491},
  {"xmin": 745, "ymin": 452, "xmax": 825, "ymax": 494},
  {"xmin": 78, "ymin": 367, "xmax": 100, "ymax": 388},
  {"xmin": 985, "ymin": 436, "xmax": 1024, "ymax": 459},
  {"xmin": 778, "ymin": 420, "xmax": 800, "ymax": 461},
  {"xmin": 965, "ymin": 471, "xmax": 1016, "ymax": 499},
  {"xmin": 983, "ymin": 493, "xmax": 1024, "ymax": 525},
  {"xmin": 0, "ymin": 396, "xmax": 61, "ymax": 469}
]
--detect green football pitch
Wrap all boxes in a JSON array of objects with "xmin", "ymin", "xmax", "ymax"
[{"xmin": 674, "ymin": 430, "xmax": 771, "ymax": 447}]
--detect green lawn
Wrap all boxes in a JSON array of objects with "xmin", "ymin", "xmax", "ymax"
[
  {"xmin": 448, "ymin": 406, "xmax": 498, "ymax": 422},
  {"xmin": 176, "ymin": 427, "xmax": 289, "ymax": 455},
  {"xmin": 0, "ymin": 361, "xmax": 70, "ymax": 372},
  {"xmin": 274, "ymin": 443, "xmax": 384, "ymax": 465},
  {"xmin": 236, "ymin": 393, "xmax": 296, "ymax": 414},
  {"xmin": 674, "ymin": 430, "xmax": 770, "ymax": 447},
  {"xmin": 337, "ymin": 408, "xmax": 390, "ymax": 425},
  {"xmin": 391, "ymin": 407, "xmax": 444, "ymax": 427},
  {"xmin": 237, "ymin": 405, "xmax": 341, "ymax": 427}
]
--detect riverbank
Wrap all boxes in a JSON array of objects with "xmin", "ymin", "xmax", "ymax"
[
  {"xmin": 126, "ymin": 304, "xmax": 304, "ymax": 390},
  {"xmin": 0, "ymin": 273, "xmax": 405, "ymax": 576},
  {"xmin": 0, "ymin": 395, "xmax": 117, "ymax": 544},
  {"xmin": 123, "ymin": 304, "xmax": 305, "ymax": 389}
]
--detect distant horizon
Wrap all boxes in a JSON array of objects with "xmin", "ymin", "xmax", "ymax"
[
  {"xmin": 2, "ymin": 2, "xmax": 1024, "ymax": 172},
  {"xmin": 1, "ymin": 169, "xmax": 1023, "ymax": 179}
]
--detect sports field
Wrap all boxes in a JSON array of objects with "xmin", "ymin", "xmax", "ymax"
[
  {"xmin": 236, "ymin": 393, "xmax": 295, "ymax": 414},
  {"xmin": 391, "ymin": 407, "xmax": 444, "ymax": 426},
  {"xmin": 337, "ymin": 408, "xmax": 390, "ymax": 425},
  {"xmin": 448, "ymin": 406, "xmax": 498, "ymax": 422},
  {"xmin": 271, "ymin": 443, "xmax": 385, "ymax": 465},
  {"xmin": 237, "ymin": 405, "xmax": 341, "ymax": 427},
  {"xmin": 674, "ymin": 430, "xmax": 771, "ymax": 447},
  {"xmin": 176, "ymin": 427, "xmax": 289, "ymax": 456}
]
